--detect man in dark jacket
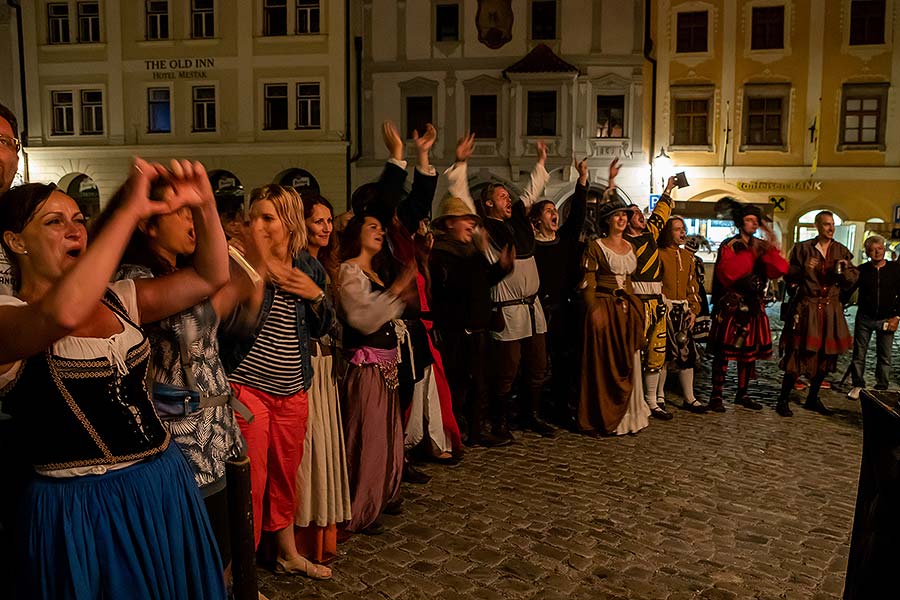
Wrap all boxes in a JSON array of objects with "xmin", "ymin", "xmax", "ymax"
[
  {"xmin": 430, "ymin": 193, "xmax": 513, "ymax": 446},
  {"xmin": 847, "ymin": 235, "xmax": 900, "ymax": 398}
]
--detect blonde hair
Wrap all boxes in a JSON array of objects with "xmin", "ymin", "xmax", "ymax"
[{"xmin": 249, "ymin": 184, "xmax": 308, "ymax": 257}]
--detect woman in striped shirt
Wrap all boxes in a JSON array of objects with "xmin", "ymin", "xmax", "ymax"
[{"xmin": 224, "ymin": 185, "xmax": 335, "ymax": 580}]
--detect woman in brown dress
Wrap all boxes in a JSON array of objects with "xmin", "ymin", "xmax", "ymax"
[{"xmin": 578, "ymin": 197, "xmax": 650, "ymax": 435}]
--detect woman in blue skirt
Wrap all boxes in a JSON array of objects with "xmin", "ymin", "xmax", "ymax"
[{"xmin": 0, "ymin": 159, "xmax": 229, "ymax": 599}]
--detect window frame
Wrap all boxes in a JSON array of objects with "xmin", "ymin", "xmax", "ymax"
[
  {"xmin": 191, "ymin": 85, "xmax": 218, "ymax": 133},
  {"xmin": 838, "ymin": 82, "xmax": 889, "ymax": 150},
  {"xmin": 46, "ymin": 85, "xmax": 108, "ymax": 139},
  {"xmin": 434, "ymin": 3, "xmax": 460, "ymax": 43},
  {"xmin": 263, "ymin": 83, "xmax": 289, "ymax": 130},
  {"xmin": 79, "ymin": 89, "xmax": 104, "ymax": 135},
  {"xmin": 669, "ymin": 85, "xmax": 715, "ymax": 151},
  {"xmin": 525, "ymin": 89, "xmax": 558, "ymax": 137},
  {"xmin": 849, "ymin": 0, "xmax": 886, "ymax": 46},
  {"xmin": 77, "ymin": 1, "xmax": 101, "ymax": 43},
  {"xmin": 145, "ymin": 0, "xmax": 170, "ymax": 41},
  {"xmin": 295, "ymin": 0, "xmax": 320, "ymax": 35},
  {"xmin": 740, "ymin": 83, "xmax": 791, "ymax": 151},
  {"xmin": 191, "ymin": 0, "xmax": 215, "ymax": 39},
  {"xmin": 263, "ymin": 0, "xmax": 288, "ymax": 36},
  {"xmin": 675, "ymin": 10, "xmax": 709, "ymax": 54},
  {"xmin": 469, "ymin": 94, "xmax": 499, "ymax": 140},
  {"xmin": 595, "ymin": 94, "xmax": 626, "ymax": 139},
  {"xmin": 51, "ymin": 90, "xmax": 75, "ymax": 135},
  {"xmin": 48, "ymin": 3, "xmax": 71, "ymax": 45},
  {"xmin": 750, "ymin": 4, "xmax": 784, "ymax": 50},
  {"xmin": 147, "ymin": 86, "xmax": 173, "ymax": 134},
  {"xmin": 529, "ymin": 0, "xmax": 558, "ymax": 42},
  {"xmin": 295, "ymin": 82, "xmax": 322, "ymax": 129}
]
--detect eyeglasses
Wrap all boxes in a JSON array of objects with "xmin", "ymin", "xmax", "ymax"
[{"xmin": 0, "ymin": 134, "xmax": 21, "ymax": 153}]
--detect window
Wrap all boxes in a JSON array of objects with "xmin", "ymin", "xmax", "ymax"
[
  {"xmin": 673, "ymin": 98, "xmax": 709, "ymax": 146},
  {"xmin": 48, "ymin": 3, "xmax": 70, "ymax": 44},
  {"xmin": 470, "ymin": 94, "xmax": 498, "ymax": 138},
  {"xmin": 296, "ymin": 0, "xmax": 320, "ymax": 34},
  {"xmin": 264, "ymin": 0, "xmax": 287, "ymax": 36},
  {"xmin": 840, "ymin": 83, "xmax": 889, "ymax": 148},
  {"xmin": 192, "ymin": 86, "xmax": 216, "ymax": 132},
  {"xmin": 676, "ymin": 11, "xmax": 708, "ymax": 53},
  {"xmin": 435, "ymin": 4, "xmax": 459, "ymax": 42},
  {"xmin": 80, "ymin": 90, "xmax": 103, "ymax": 134},
  {"xmin": 405, "ymin": 96, "xmax": 433, "ymax": 139},
  {"xmin": 751, "ymin": 5, "xmax": 784, "ymax": 50},
  {"xmin": 526, "ymin": 91, "xmax": 557, "ymax": 136},
  {"xmin": 531, "ymin": 1, "xmax": 557, "ymax": 40},
  {"xmin": 264, "ymin": 84, "xmax": 289, "ymax": 130},
  {"xmin": 296, "ymin": 83, "xmax": 321, "ymax": 129},
  {"xmin": 77, "ymin": 2, "xmax": 100, "ymax": 43},
  {"xmin": 51, "ymin": 91, "xmax": 74, "ymax": 135},
  {"xmin": 146, "ymin": 0, "xmax": 169, "ymax": 40},
  {"xmin": 849, "ymin": 0, "xmax": 886, "ymax": 45},
  {"xmin": 743, "ymin": 84, "xmax": 790, "ymax": 148},
  {"xmin": 147, "ymin": 88, "xmax": 171, "ymax": 133},
  {"xmin": 596, "ymin": 95, "xmax": 625, "ymax": 138},
  {"xmin": 191, "ymin": 0, "xmax": 215, "ymax": 39}
]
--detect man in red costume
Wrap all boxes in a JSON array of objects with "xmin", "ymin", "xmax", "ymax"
[{"xmin": 707, "ymin": 199, "xmax": 788, "ymax": 412}]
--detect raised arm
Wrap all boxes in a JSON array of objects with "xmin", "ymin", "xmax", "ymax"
[
  {"xmin": 398, "ymin": 123, "xmax": 438, "ymax": 233},
  {"xmin": 519, "ymin": 141, "xmax": 550, "ymax": 209},
  {"xmin": 443, "ymin": 132, "xmax": 478, "ymax": 215},
  {"xmin": 559, "ymin": 157, "xmax": 593, "ymax": 241},
  {"xmin": 134, "ymin": 160, "xmax": 230, "ymax": 325},
  {"xmin": 646, "ymin": 176, "xmax": 676, "ymax": 240},
  {"xmin": 0, "ymin": 159, "xmax": 203, "ymax": 364}
]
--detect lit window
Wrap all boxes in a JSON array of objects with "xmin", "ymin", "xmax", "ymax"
[
  {"xmin": 148, "ymin": 88, "xmax": 171, "ymax": 133},
  {"xmin": 596, "ymin": 95, "xmax": 625, "ymax": 138}
]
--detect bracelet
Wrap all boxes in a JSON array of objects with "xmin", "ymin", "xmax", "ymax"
[{"xmin": 311, "ymin": 291, "xmax": 326, "ymax": 305}]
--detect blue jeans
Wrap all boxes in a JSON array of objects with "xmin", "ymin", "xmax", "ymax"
[{"xmin": 850, "ymin": 313, "xmax": 894, "ymax": 388}]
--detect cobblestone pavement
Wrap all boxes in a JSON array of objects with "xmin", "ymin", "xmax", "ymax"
[{"xmin": 260, "ymin": 308, "xmax": 884, "ymax": 600}]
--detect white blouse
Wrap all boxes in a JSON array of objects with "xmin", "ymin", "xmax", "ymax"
[{"xmin": 597, "ymin": 239, "xmax": 638, "ymax": 289}]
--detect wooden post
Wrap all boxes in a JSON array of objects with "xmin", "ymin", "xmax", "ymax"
[{"xmin": 226, "ymin": 457, "xmax": 258, "ymax": 600}]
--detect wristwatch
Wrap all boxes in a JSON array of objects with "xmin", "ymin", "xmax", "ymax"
[{"xmin": 311, "ymin": 290, "xmax": 326, "ymax": 305}]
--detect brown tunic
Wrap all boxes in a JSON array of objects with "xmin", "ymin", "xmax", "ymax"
[
  {"xmin": 779, "ymin": 238, "xmax": 858, "ymax": 377},
  {"xmin": 577, "ymin": 240, "xmax": 646, "ymax": 434}
]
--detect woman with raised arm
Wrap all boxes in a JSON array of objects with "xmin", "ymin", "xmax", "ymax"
[
  {"xmin": 220, "ymin": 184, "xmax": 335, "ymax": 580},
  {"xmin": 577, "ymin": 195, "xmax": 651, "ymax": 436},
  {"xmin": 338, "ymin": 214, "xmax": 417, "ymax": 534},
  {"xmin": 293, "ymin": 192, "xmax": 352, "ymax": 566},
  {"xmin": 0, "ymin": 160, "xmax": 229, "ymax": 599}
]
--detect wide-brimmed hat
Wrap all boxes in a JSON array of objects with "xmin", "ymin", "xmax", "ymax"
[
  {"xmin": 433, "ymin": 196, "xmax": 481, "ymax": 228},
  {"xmin": 595, "ymin": 197, "xmax": 632, "ymax": 225}
]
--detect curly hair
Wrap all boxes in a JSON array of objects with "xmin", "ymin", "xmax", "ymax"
[{"xmin": 248, "ymin": 184, "xmax": 308, "ymax": 257}]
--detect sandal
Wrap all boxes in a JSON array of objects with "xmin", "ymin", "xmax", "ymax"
[{"xmin": 275, "ymin": 555, "xmax": 333, "ymax": 580}]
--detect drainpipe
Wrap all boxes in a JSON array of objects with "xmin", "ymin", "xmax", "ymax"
[
  {"xmin": 642, "ymin": 0, "xmax": 657, "ymax": 194},
  {"xmin": 350, "ymin": 35, "xmax": 363, "ymax": 164},
  {"xmin": 344, "ymin": 0, "xmax": 352, "ymax": 209}
]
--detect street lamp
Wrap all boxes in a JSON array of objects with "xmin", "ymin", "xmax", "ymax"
[{"xmin": 653, "ymin": 146, "xmax": 673, "ymax": 192}]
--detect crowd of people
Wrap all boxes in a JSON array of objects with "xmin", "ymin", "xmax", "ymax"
[{"xmin": 0, "ymin": 100, "xmax": 897, "ymax": 599}]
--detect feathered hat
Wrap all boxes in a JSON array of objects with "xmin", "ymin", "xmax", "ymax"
[{"xmin": 715, "ymin": 196, "xmax": 766, "ymax": 229}]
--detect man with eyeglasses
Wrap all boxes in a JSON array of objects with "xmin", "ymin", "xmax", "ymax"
[{"xmin": 0, "ymin": 103, "xmax": 20, "ymax": 296}]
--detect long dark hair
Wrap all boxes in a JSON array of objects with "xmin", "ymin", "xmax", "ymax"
[
  {"xmin": 90, "ymin": 181, "xmax": 177, "ymax": 275},
  {"xmin": 659, "ymin": 216, "xmax": 686, "ymax": 249},
  {"xmin": 339, "ymin": 214, "xmax": 391, "ymax": 280},
  {"xmin": 302, "ymin": 192, "xmax": 339, "ymax": 281},
  {"xmin": 0, "ymin": 183, "xmax": 58, "ymax": 287}
]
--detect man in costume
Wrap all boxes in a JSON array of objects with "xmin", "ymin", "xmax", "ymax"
[
  {"xmin": 707, "ymin": 198, "xmax": 788, "ymax": 412},
  {"xmin": 777, "ymin": 211, "xmax": 857, "ymax": 416}
]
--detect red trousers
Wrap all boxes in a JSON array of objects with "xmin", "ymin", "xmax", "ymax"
[{"xmin": 231, "ymin": 383, "xmax": 309, "ymax": 549}]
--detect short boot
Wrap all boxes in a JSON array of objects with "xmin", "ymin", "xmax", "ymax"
[{"xmin": 775, "ymin": 398, "xmax": 793, "ymax": 417}]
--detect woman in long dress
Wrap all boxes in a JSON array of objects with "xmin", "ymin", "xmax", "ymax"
[
  {"xmin": 577, "ymin": 197, "xmax": 650, "ymax": 436},
  {"xmin": 294, "ymin": 193, "xmax": 352, "ymax": 564}
]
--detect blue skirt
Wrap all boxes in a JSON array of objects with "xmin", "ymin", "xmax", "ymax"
[{"xmin": 18, "ymin": 443, "xmax": 226, "ymax": 600}]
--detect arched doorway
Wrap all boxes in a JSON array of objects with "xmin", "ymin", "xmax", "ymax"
[
  {"xmin": 60, "ymin": 173, "xmax": 100, "ymax": 220},
  {"xmin": 276, "ymin": 168, "xmax": 320, "ymax": 196}
]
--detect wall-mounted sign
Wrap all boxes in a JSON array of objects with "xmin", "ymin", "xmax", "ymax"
[
  {"xmin": 769, "ymin": 196, "xmax": 787, "ymax": 213},
  {"xmin": 144, "ymin": 58, "xmax": 215, "ymax": 80},
  {"xmin": 736, "ymin": 180, "xmax": 822, "ymax": 192}
]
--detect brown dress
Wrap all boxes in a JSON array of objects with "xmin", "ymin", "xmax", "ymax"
[
  {"xmin": 578, "ymin": 239, "xmax": 649, "ymax": 435},
  {"xmin": 779, "ymin": 238, "xmax": 858, "ymax": 377}
]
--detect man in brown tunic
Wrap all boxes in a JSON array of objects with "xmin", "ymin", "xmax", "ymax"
[{"xmin": 777, "ymin": 211, "xmax": 858, "ymax": 416}]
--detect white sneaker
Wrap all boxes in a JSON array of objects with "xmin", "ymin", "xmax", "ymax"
[{"xmin": 847, "ymin": 387, "xmax": 862, "ymax": 400}]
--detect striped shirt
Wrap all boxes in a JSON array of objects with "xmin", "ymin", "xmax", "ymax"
[
  {"xmin": 230, "ymin": 289, "xmax": 305, "ymax": 396},
  {"xmin": 626, "ymin": 193, "xmax": 673, "ymax": 290}
]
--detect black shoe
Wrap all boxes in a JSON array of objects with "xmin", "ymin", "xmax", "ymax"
[
  {"xmin": 474, "ymin": 431, "xmax": 513, "ymax": 448},
  {"xmin": 650, "ymin": 406, "xmax": 673, "ymax": 420},
  {"xmin": 775, "ymin": 401, "xmax": 793, "ymax": 417},
  {"xmin": 361, "ymin": 520, "xmax": 384, "ymax": 535},
  {"xmin": 707, "ymin": 397, "xmax": 726, "ymax": 413},
  {"xmin": 803, "ymin": 398, "xmax": 834, "ymax": 416},
  {"xmin": 402, "ymin": 463, "xmax": 431, "ymax": 484},
  {"xmin": 525, "ymin": 417, "xmax": 556, "ymax": 437},
  {"xmin": 683, "ymin": 400, "xmax": 709, "ymax": 414},
  {"xmin": 735, "ymin": 395, "xmax": 763, "ymax": 410},
  {"xmin": 491, "ymin": 426, "xmax": 516, "ymax": 444},
  {"xmin": 383, "ymin": 498, "xmax": 403, "ymax": 515}
]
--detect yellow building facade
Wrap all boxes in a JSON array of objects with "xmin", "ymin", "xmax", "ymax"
[
  {"xmin": 18, "ymin": 0, "xmax": 347, "ymax": 212},
  {"xmin": 649, "ymin": 0, "xmax": 900, "ymax": 257}
]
